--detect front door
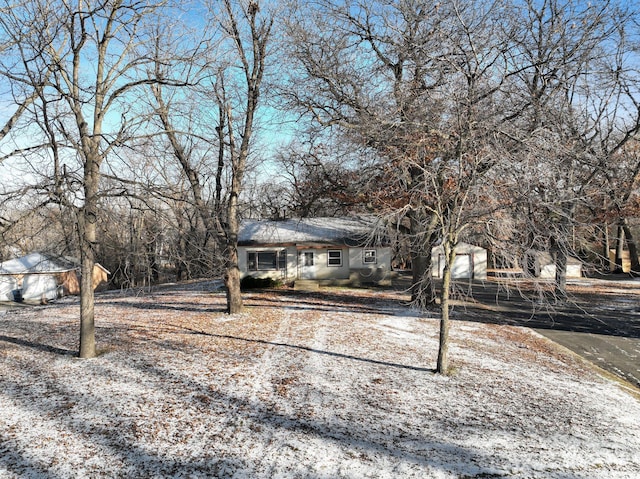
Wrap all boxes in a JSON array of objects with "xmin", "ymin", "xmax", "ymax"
[{"xmin": 298, "ymin": 250, "xmax": 316, "ymax": 279}]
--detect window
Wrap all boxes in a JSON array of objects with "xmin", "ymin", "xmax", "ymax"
[
  {"xmin": 302, "ymin": 252, "xmax": 314, "ymax": 267},
  {"xmin": 258, "ymin": 252, "xmax": 277, "ymax": 270},
  {"xmin": 327, "ymin": 250, "xmax": 343, "ymax": 267},
  {"xmin": 247, "ymin": 252, "xmax": 257, "ymax": 270},
  {"xmin": 363, "ymin": 249, "xmax": 377, "ymax": 264},
  {"xmin": 247, "ymin": 250, "xmax": 287, "ymax": 271}
]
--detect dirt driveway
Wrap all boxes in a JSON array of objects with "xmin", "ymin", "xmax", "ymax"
[{"xmin": 449, "ymin": 278, "xmax": 640, "ymax": 389}]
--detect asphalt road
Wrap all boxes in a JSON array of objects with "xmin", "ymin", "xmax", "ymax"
[{"xmin": 450, "ymin": 278, "xmax": 640, "ymax": 390}]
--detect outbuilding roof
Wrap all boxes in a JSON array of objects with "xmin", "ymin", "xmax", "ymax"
[
  {"xmin": 238, "ymin": 216, "xmax": 388, "ymax": 247},
  {"xmin": 0, "ymin": 253, "xmax": 79, "ymax": 275}
]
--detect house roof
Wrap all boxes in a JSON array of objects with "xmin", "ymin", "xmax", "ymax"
[
  {"xmin": 238, "ymin": 216, "xmax": 388, "ymax": 247},
  {"xmin": 0, "ymin": 253, "xmax": 79, "ymax": 275}
]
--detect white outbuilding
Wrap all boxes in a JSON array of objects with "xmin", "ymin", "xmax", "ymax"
[
  {"xmin": 0, "ymin": 253, "xmax": 109, "ymax": 302},
  {"xmin": 0, "ymin": 253, "xmax": 76, "ymax": 302},
  {"xmin": 431, "ymin": 242, "xmax": 488, "ymax": 280}
]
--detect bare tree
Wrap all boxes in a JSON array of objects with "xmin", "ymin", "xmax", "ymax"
[
  {"xmin": 252, "ymin": 139, "xmax": 366, "ymax": 219},
  {"xmin": 214, "ymin": 0, "xmax": 272, "ymax": 313},
  {"xmin": 146, "ymin": 0, "xmax": 272, "ymax": 313},
  {"xmin": 0, "ymin": 8, "xmax": 47, "ymax": 143},
  {"xmin": 282, "ymin": 0, "xmax": 451, "ymax": 306},
  {"xmin": 284, "ymin": 0, "xmax": 521, "ymax": 373},
  {"xmin": 502, "ymin": 0, "xmax": 640, "ymax": 293},
  {"xmin": 282, "ymin": 0, "xmax": 640, "ymax": 372},
  {"xmin": 0, "ymin": 0, "xmax": 171, "ymax": 358}
]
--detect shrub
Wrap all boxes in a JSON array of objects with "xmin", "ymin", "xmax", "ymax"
[{"xmin": 240, "ymin": 276, "xmax": 282, "ymax": 290}]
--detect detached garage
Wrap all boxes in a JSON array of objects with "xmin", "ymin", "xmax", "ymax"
[
  {"xmin": 431, "ymin": 242, "xmax": 487, "ymax": 280},
  {"xmin": 529, "ymin": 251, "xmax": 583, "ymax": 279},
  {"xmin": 0, "ymin": 253, "xmax": 109, "ymax": 302}
]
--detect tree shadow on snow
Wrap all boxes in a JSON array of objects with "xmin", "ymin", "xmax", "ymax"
[
  {"xmin": 0, "ymin": 335, "xmax": 75, "ymax": 356},
  {"xmin": 0, "ymin": 325, "xmax": 588, "ymax": 479},
  {"xmin": 182, "ymin": 327, "xmax": 434, "ymax": 373},
  {"xmin": 244, "ymin": 288, "xmax": 408, "ymax": 315},
  {"xmin": 97, "ymin": 299, "xmax": 227, "ymax": 315}
]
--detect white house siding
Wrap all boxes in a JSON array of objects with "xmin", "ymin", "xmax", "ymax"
[
  {"xmin": 239, "ymin": 245, "xmax": 393, "ymax": 283},
  {"xmin": 298, "ymin": 247, "xmax": 350, "ymax": 281},
  {"xmin": 347, "ymin": 247, "xmax": 392, "ymax": 282},
  {"xmin": 22, "ymin": 274, "xmax": 60, "ymax": 301},
  {"xmin": 295, "ymin": 246, "xmax": 394, "ymax": 281},
  {"xmin": 347, "ymin": 247, "xmax": 391, "ymax": 270},
  {"xmin": 0, "ymin": 276, "xmax": 17, "ymax": 301},
  {"xmin": 238, "ymin": 217, "xmax": 392, "ymax": 285},
  {"xmin": 238, "ymin": 246, "xmax": 297, "ymax": 282}
]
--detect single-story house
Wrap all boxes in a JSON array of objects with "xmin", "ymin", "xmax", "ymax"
[
  {"xmin": 431, "ymin": 242, "xmax": 487, "ymax": 280},
  {"xmin": 0, "ymin": 253, "xmax": 110, "ymax": 302},
  {"xmin": 238, "ymin": 216, "xmax": 392, "ymax": 286}
]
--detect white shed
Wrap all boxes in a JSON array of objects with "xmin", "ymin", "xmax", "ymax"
[
  {"xmin": 431, "ymin": 242, "xmax": 487, "ymax": 280},
  {"xmin": 0, "ymin": 253, "xmax": 76, "ymax": 301},
  {"xmin": 0, "ymin": 253, "xmax": 110, "ymax": 302},
  {"xmin": 534, "ymin": 252, "xmax": 583, "ymax": 279}
]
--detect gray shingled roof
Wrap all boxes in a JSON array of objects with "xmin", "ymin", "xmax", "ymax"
[
  {"xmin": 0, "ymin": 253, "xmax": 78, "ymax": 275},
  {"xmin": 238, "ymin": 216, "xmax": 388, "ymax": 247}
]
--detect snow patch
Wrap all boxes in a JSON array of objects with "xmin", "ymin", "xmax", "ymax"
[{"xmin": 0, "ymin": 287, "xmax": 639, "ymax": 478}]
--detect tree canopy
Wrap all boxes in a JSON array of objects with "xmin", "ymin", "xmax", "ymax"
[{"xmin": 1, "ymin": 0, "xmax": 640, "ymax": 368}]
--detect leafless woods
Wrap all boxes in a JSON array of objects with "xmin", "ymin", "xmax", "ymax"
[{"xmin": 1, "ymin": 0, "xmax": 639, "ymax": 367}]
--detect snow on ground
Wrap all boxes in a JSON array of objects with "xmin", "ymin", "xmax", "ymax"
[{"xmin": 0, "ymin": 286, "xmax": 639, "ymax": 478}]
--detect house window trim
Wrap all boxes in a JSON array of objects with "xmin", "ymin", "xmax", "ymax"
[
  {"xmin": 363, "ymin": 249, "xmax": 377, "ymax": 265},
  {"xmin": 247, "ymin": 250, "xmax": 287, "ymax": 271},
  {"xmin": 327, "ymin": 249, "xmax": 343, "ymax": 267}
]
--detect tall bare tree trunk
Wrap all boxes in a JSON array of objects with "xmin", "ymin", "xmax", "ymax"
[
  {"xmin": 437, "ymin": 242, "xmax": 455, "ymax": 375},
  {"xmin": 224, "ymin": 243, "xmax": 243, "ymax": 314},
  {"xmin": 219, "ymin": 0, "xmax": 271, "ymax": 314},
  {"xmin": 225, "ymin": 182, "xmax": 243, "ymax": 313},
  {"xmin": 79, "ymin": 162, "xmax": 99, "ymax": 359},
  {"xmin": 222, "ymin": 100, "xmax": 245, "ymax": 314},
  {"xmin": 554, "ymin": 245, "xmax": 568, "ymax": 298},
  {"xmin": 603, "ymin": 223, "xmax": 611, "ymax": 272},
  {"xmin": 614, "ymin": 224, "xmax": 625, "ymax": 273},
  {"xmin": 411, "ymin": 254, "xmax": 430, "ymax": 302},
  {"xmin": 409, "ymin": 209, "xmax": 437, "ymax": 307},
  {"xmin": 1, "ymin": 0, "xmax": 176, "ymax": 357},
  {"xmin": 622, "ymin": 219, "xmax": 640, "ymax": 276},
  {"xmin": 79, "ymin": 251, "xmax": 96, "ymax": 358}
]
